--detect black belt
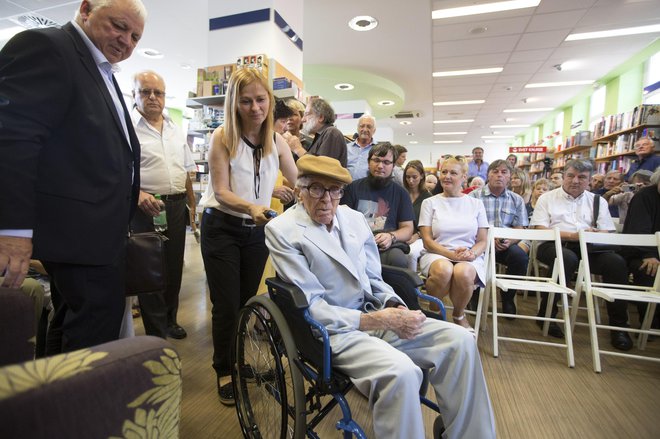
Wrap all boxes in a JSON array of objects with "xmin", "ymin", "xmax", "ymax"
[
  {"xmin": 204, "ymin": 208, "xmax": 256, "ymax": 227},
  {"xmin": 154, "ymin": 193, "xmax": 186, "ymax": 201}
]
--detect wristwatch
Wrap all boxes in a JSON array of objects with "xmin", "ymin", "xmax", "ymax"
[{"xmin": 389, "ymin": 232, "xmax": 397, "ymax": 243}]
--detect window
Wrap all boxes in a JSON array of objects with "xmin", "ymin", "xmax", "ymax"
[
  {"xmin": 643, "ymin": 51, "xmax": 660, "ymax": 104},
  {"xmin": 589, "ymin": 85, "xmax": 606, "ymax": 130}
]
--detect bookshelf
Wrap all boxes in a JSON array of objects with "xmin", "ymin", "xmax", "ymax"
[{"xmin": 592, "ymin": 123, "xmax": 659, "ymax": 174}]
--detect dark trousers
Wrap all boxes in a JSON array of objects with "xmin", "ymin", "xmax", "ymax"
[
  {"xmin": 629, "ymin": 258, "xmax": 659, "ymax": 325},
  {"xmin": 536, "ymin": 241, "xmax": 629, "ymax": 327},
  {"xmin": 380, "ymin": 247, "xmax": 408, "ymax": 268},
  {"xmin": 200, "ymin": 211, "xmax": 270, "ymax": 378},
  {"xmin": 495, "ymin": 244, "xmax": 529, "ymax": 302},
  {"xmin": 131, "ymin": 198, "xmax": 187, "ymax": 337},
  {"xmin": 43, "ymin": 257, "xmax": 125, "ymax": 354}
]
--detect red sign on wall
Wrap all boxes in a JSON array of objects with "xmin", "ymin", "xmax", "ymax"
[{"xmin": 509, "ymin": 146, "xmax": 547, "ymax": 153}]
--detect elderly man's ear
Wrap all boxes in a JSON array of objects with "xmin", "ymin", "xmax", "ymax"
[{"xmin": 294, "ymin": 187, "xmax": 302, "ymax": 202}]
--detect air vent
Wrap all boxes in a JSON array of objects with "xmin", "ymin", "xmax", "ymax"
[
  {"xmin": 9, "ymin": 13, "xmax": 59, "ymax": 29},
  {"xmin": 392, "ymin": 110, "xmax": 421, "ymax": 119}
]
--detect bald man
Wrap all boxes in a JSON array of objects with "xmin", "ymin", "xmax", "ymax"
[{"xmin": 131, "ymin": 70, "xmax": 196, "ymax": 339}]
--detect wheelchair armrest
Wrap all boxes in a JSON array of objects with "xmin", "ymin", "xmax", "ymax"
[
  {"xmin": 266, "ymin": 277, "xmax": 310, "ymax": 310},
  {"xmin": 381, "ymin": 265, "xmax": 424, "ymax": 288}
]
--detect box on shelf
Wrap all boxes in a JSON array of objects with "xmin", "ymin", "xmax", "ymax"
[{"xmin": 195, "ymin": 64, "xmax": 236, "ymax": 97}]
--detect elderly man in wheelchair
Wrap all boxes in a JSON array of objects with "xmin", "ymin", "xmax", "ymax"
[{"xmin": 261, "ymin": 155, "xmax": 495, "ymax": 439}]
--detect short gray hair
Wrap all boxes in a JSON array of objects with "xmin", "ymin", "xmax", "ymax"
[
  {"xmin": 564, "ymin": 159, "xmax": 594, "ymax": 175},
  {"xmin": 488, "ymin": 159, "xmax": 512, "ymax": 175},
  {"xmin": 308, "ymin": 98, "xmax": 336, "ymax": 125},
  {"xmin": 74, "ymin": 0, "xmax": 147, "ymax": 22}
]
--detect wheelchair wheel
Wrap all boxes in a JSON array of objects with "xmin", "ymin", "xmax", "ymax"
[{"xmin": 233, "ymin": 295, "xmax": 306, "ymax": 439}]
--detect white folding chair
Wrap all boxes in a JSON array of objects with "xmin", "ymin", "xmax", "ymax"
[
  {"xmin": 488, "ymin": 227, "xmax": 576, "ymax": 368},
  {"xmin": 576, "ymin": 230, "xmax": 660, "ymax": 373}
]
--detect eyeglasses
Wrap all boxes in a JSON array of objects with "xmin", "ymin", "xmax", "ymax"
[
  {"xmin": 370, "ymin": 157, "xmax": 394, "ymax": 166},
  {"xmin": 302, "ymin": 183, "xmax": 344, "ymax": 200},
  {"xmin": 138, "ymin": 89, "xmax": 166, "ymax": 98}
]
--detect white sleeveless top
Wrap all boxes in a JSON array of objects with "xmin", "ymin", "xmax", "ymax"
[{"xmin": 201, "ymin": 136, "xmax": 280, "ymax": 219}]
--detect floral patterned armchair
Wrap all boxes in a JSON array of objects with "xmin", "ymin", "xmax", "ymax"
[{"xmin": 0, "ymin": 288, "xmax": 182, "ymax": 438}]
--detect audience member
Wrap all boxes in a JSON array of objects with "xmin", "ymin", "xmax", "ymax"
[
  {"xmin": 506, "ymin": 154, "xmax": 518, "ymax": 168},
  {"xmin": 302, "ymin": 98, "xmax": 347, "ymax": 166},
  {"xmin": 283, "ymin": 99, "xmax": 312, "ymax": 160},
  {"xmin": 341, "ymin": 143, "xmax": 414, "ymax": 268},
  {"xmin": 199, "ymin": 68, "xmax": 297, "ymax": 405},
  {"xmin": 392, "ymin": 144, "xmax": 408, "ymax": 186},
  {"xmin": 265, "ymin": 154, "xmax": 496, "ymax": 439},
  {"xmin": 510, "ymin": 168, "xmax": 532, "ymax": 204},
  {"xmin": 402, "ymin": 160, "xmax": 433, "ymax": 271},
  {"xmin": 609, "ymin": 170, "xmax": 653, "ymax": 224},
  {"xmin": 625, "ymin": 137, "xmax": 660, "ymax": 181},
  {"xmin": 590, "ymin": 173, "xmax": 605, "ymax": 192},
  {"xmin": 468, "ymin": 147, "xmax": 489, "ymax": 181},
  {"xmin": 596, "ymin": 170, "xmax": 624, "ymax": 217},
  {"xmin": 470, "ymin": 160, "xmax": 529, "ymax": 317},
  {"xmin": 130, "ymin": 70, "xmax": 196, "ymax": 339},
  {"xmin": 425, "ymin": 174, "xmax": 439, "ymax": 193},
  {"xmin": 0, "ymin": 0, "xmax": 145, "ymax": 353},
  {"xmin": 273, "ymin": 98, "xmax": 294, "ymax": 135},
  {"xmin": 550, "ymin": 171, "xmax": 564, "ymax": 187},
  {"xmin": 419, "ymin": 157, "xmax": 489, "ymax": 332},
  {"xmin": 526, "ymin": 178, "xmax": 552, "ymax": 221},
  {"xmin": 462, "ymin": 176, "xmax": 485, "ymax": 194},
  {"xmin": 530, "ymin": 159, "xmax": 632, "ymax": 348},
  {"xmin": 346, "ymin": 115, "xmax": 378, "ymax": 180}
]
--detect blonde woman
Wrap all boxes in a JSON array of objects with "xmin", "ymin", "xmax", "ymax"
[
  {"xmin": 419, "ymin": 157, "xmax": 489, "ymax": 332},
  {"xmin": 511, "ymin": 168, "xmax": 532, "ymax": 204},
  {"xmin": 200, "ymin": 68, "xmax": 297, "ymax": 405},
  {"xmin": 526, "ymin": 178, "xmax": 552, "ymax": 221}
]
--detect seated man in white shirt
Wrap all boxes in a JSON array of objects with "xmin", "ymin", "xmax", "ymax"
[
  {"xmin": 530, "ymin": 159, "xmax": 632, "ymax": 350},
  {"xmin": 265, "ymin": 155, "xmax": 496, "ymax": 439}
]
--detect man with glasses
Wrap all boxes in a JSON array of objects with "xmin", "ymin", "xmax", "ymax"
[
  {"xmin": 625, "ymin": 137, "xmax": 660, "ymax": 182},
  {"xmin": 302, "ymin": 97, "xmax": 347, "ymax": 167},
  {"xmin": 530, "ymin": 159, "xmax": 632, "ymax": 350},
  {"xmin": 341, "ymin": 143, "xmax": 414, "ymax": 268},
  {"xmin": 130, "ymin": 70, "xmax": 196, "ymax": 339},
  {"xmin": 265, "ymin": 154, "xmax": 496, "ymax": 439}
]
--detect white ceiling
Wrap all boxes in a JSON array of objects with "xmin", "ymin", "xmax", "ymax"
[{"xmin": 2, "ymin": 0, "xmax": 660, "ymax": 164}]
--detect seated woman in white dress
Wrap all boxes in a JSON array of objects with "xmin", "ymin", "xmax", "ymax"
[{"xmin": 418, "ymin": 156, "xmax": 489, "ymax": 332}]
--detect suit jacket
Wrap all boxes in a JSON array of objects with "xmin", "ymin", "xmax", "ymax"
[
  {"xmin": 0, "ymin": 23, "xmax": 140, "ymax": 265},
  {"xmin": 265, "ymin": 204, "xmax": 402, "ymax": 333}
]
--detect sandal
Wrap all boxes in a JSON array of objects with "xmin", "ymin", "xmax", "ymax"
[{"xmin": 452, "ymin": 314, "xmax": 475, "ymax": 335}]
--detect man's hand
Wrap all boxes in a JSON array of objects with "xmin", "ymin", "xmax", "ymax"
[
  {"xmin": 385, "ymin": 307, "xmax": 426, "ymax": 339},
  {"xmin": 640, "ymin": 257, "xmax": 660, "ymax": 277},
  {"xmin": 494, "ymin": 239, "xmax": 511, "ymax": 251},
  {"xmin": 138, "ymin": 191, "xmax": 162, "ymax": 217},
  {"xmin": 0, "ymin": 236, "xmax": 33, "ymax": 288},
  {"xmin": 272, "ymin": 185, "xmax": 295, "ymax": 204},
  {"xmin": 374, "ymin": 232, "xmax": 394, "ymax": 251}
]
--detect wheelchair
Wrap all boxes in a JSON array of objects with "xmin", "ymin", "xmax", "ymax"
[{"xmin": 231, "ymin": 265, "xmax": 447, "ymax": 439}]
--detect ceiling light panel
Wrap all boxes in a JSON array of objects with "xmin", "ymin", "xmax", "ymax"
[
  {"xmin": 433, "ymin": 140, "xmax": 463, "ymax": 144},
  {"xmin": 503, "ymin": 107, "xmax": 553, "ymax": 113},
  {"xmin": 433, "ymin": 119, "xmax": 474, "ymax": 124},
  {"xmin": 525, "ymin": 80, "xmax": 594, "ymax": 88},
  {"xmin": 434, "ymin": 132, "xmax": 467, "ymax": 135},
  {"xmin": 566, "ymin": 24, "xmax": 660, "ymax": 41},
  {"xmin": 490, "ymin": 124, "xmax": 530, "ymax": 128},
  {"xmin": 432, "ymin": 0, "xmax": 541, "ymax": 19},
  {"xmin": 433, "ymin": 100, "xmax": 485, "ymax": 106},
  {"xmin": 482, "ymin": 135, "xmax": 514, "ymax": 139},
  {"xmin": 433, "ymin": 67, "xmax": 503, "ymax": 77}
]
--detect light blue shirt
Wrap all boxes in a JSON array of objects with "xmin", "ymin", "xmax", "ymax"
[
  {"xmin": 467, "ymin": 160, "xmax": 489, "ymax": 181},
  {"xmin": 347, "ymin": 140, "xmax": 376, "ymax": 180}
]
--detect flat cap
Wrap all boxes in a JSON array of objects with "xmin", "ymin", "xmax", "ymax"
[{"xmin": 296, "ymin": 154, "xmax": 352, "ymax": 185}]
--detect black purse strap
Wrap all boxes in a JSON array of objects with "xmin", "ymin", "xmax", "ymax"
[{"xmin": 592, "ymin": 194, "xmax": 600, "ymax": 229}]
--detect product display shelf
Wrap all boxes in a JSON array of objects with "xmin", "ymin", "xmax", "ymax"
[
  {"xmin": 594, "ymin": 151, "xmax": 637, "ymax": 162},
  {"xmin": 186, "ymin": 95, "xmax": 226, "ymax": 109},
  {"xmin": 592, "ymin": 124, "xmax": 659, "ymax": 143},
  {"xmin": 554, "ymin": 144, "xmax": 592, "ymax": 156}
]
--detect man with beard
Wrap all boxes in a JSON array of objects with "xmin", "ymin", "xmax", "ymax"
[
  {"xmin": 341, "ymin": 143, "xmax": 414, "ymax": 268},
  {"xmin": 347, "ymin": 115, "xmax": 378, "ymax": 180},
  {"xmin": 302, "ymin": 97, "xmax": 347, "ymax": 166}
]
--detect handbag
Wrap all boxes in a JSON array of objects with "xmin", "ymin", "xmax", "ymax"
[
  {"xmin": 125, "ymin": 231, "xmax": 169, "ymax": 296},
  {"xmin": 587, "ymin": 194, "xmax": 620, "ymax": 254}
]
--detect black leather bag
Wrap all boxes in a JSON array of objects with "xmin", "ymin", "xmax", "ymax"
[
  {"xmin": 125, "ymin": 232, "xmax": 168, "ymax": 296},
  {"xmin": 587, "ymin": 194, "xmax": 620, "ymax": 254}
]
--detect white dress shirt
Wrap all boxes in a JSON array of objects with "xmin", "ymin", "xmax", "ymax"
[
  {"xmin": 530, "ymin": 187, "xmax": 615, "ymax": 232},
  {"xmin": 131, "ymin": 108, "xmax": 195, "ymax": 195}
]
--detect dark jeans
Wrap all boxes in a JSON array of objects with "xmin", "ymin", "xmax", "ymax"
[
  {"xmin": 495, "ymin": 244, "xmax": 529, "ymax": 302},
  {"xmin": 200, "ymin": 211, "xmax": 270, "ymax": 378},
  {"xmin": 536, "ymin": 241, "xmax": 629, "ymax": 327},
  {"xmin": 380, "ymin": 247, "xmax": 408, "ymax": 268},
  {"xmin": 131, "ymin": 197, "xmax": 187, "ymax": 337},
  {"xmin": 43, "ymin": 257, "xmax": 125, "ymax": 354}
]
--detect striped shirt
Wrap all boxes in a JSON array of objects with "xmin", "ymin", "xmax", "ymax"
[{"xmin": 470, "ymin": 186, "xmax": 528, "ymax": 228}]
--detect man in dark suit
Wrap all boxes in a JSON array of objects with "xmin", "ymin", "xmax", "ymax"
[{"xmin": 0, "ymin": 0, "xmax": 146, "ymax": 353}]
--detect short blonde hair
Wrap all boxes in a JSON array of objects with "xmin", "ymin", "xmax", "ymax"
[{"xmin": 441, "ymin": 156, "xmax": 468, "ymax": 175}]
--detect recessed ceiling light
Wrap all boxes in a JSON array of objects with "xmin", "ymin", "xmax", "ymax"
[
  {"xmin": 406, "ymin": 132, "xmax": 415, "ymax": 136},
  {"xmin": 566, "ymin": 24, "xmax": 660, "ymax": 41},
  {"xmin": 349, "ymin": 15, "xmax": 378, "ymax": 31},
  {"xmin": 409, "ymin": 141, "xmax": 419, "ymax": 144},
  {"xmin": 503, "ymin": 107, "xmax": 553, "ymax": 113},
  {"xmin": 179, "ymin": 63, "xmax": 192, "ymax": 70},
  {"xmin": 434, "ymin": 119, "xmax": 474, "ymax": 124},
  {"xmin": 525, "ymin": 80, "xmax": 594, "ymax": 88},
  {"xmin": 433, "ymin": 100, "xmax": 485, "ymax": 106},
  {"xmin": 400, "ymin": 121, "xmax": 412, "ymax": 125},
  {"xmin": 432, "ymin": 0, "xmax": 541, "ymax": 19},
  {"xmin": 490, "ymin": 124, "xmax": 530, "ymax": 128},
  {"xmin": 378, "ymin": 100, "xmax": 395, "ymax": 106},
  {"xmin": 137, "ymin": 48, "xmax": 164, "ymax": 59},
  {"xmin": 469, "ymin": 26, "xmax": 488, "ymax": 35},
  {"xmin": 434, "ymin": 140, "xmax": 463, "ymax": 144},
  {"xmin": 334, "ymin": 83, "xmax": 354, "ymax": 91},
  {"xmin": 484, "ymin": 140, "xmax": 507, "ymax": 144},
  {"xmin": 433, "ymin": 67, "xmax": 503, "ymax": 77},
  {"xmin": 482, "ymin": 135, "xmax": 514, "ymax": 139},
  {"xmin": 433, "ymin": 132, "xmax": 467, "ymax": 135}
]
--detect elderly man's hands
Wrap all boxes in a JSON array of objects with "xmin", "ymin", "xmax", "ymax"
[
  {"xmin": 361, "ymin": 306, "xmax": 426, "ymax": 339},
  {"xmin": 0, "ymin": 236, "xmax": 33, "ymax": 288}
]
